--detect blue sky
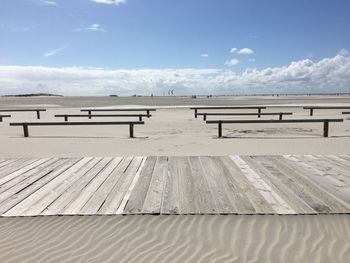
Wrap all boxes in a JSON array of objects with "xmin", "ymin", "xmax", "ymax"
[{"xmin": 0, "ymin": 0, "xmax": 350, "ymax": 95}]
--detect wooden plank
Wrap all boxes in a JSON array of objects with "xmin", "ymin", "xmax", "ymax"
[
  {"xmin": 160, "ymin": 157, "xmax": 180, "ymax": 214},
  {"xmin": 142, "ymin": 156, "xmax": 168, "ymax": 214},
  {"xmin": 81, "ymin": 157, "xmax": 136, "ymax": 214},
  {"xmin": 116, "ymin": 157, "xmax": 146, "ymax": 214},
  {"xmin": 177, "ymin": 156, "xmax": 196, "ymax": 214},
  {"xmin": 0, "ymin": 158, "xmax": 53, "ymax": 187},
  {"xmin": 277, "ymin": 156, "xmax": 350, "ymax": 212},
  {"xmin": 0, "ymin": 159, "xmax": 43, "ymax": 179},
  {"xmin": 72, "ymin": 157, "xmax": 124, "ymax": 214},
  {"xmin": 230, "ymin": 156, "xmax": 295, "ymax": 214},
  {"xmin": 62, "ymin": 157, "xmax": 120, "ymax": 215},
  {"xmin": 245, "ymin": 156, "xmax": 316, "ymax": 214},
  {"xmin": 39, "ymin": 157, "xmax": 105, "ymax": 215},
  {"xmin": 219, "ymin": 156, "xmax": 273, "ymax": 214},
  {"xmin": 0, "ymin": 158, "xmax": 80, "ymax": 215},
  {"xmin": 3, "ymin": 157, "xmax": 95, "ymax": 216},
  {"xmin": 321, "ymin": 155, "xmax": 350, "ymax": 175},
  {"xmin": 301, "ymin": 155, "xmax": 350, "ymax": 183},
  {"xmin": 255, "ymin": 156, "xmax": 332, "ymax": 214},
  {"xmin": 0, "ymin": 158, "xmax": 60, "ymax": 197},
  {"xmin": 0, "ymin": 159, "xmax": 19, "ymax": 169},
  {"xmin": 123, "ymin": 156, "xmax": 157, "ymax": 214},
  {"xmin": 98, "ymin": 157, "xmax": 144, "ymax": 214},
  {"xmin": 198, "ymin": 156, "xmax": 237, "ymax": 214},
  {"xmin": 188, "ymin": 157, "xmax": 218, "ymax": 214},
  {"xmin": 285, "ymin": 155, "xmax": 350, "ymax": 205}
]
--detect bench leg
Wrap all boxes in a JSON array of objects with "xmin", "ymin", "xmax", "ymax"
[
  {"xmin": 203, "ymin": 114, "xmax": 207, "ymax": 121},
  {"xmin": 88, "ymin": 110, "xmax": 92, "ymax": 119},
  {"xmin": 310, "ymin": 109, "xmax": 313, "ymax": 116},
  {"xmin": 36, "ymin": 111, "xmax": 40, "ymax": 119},
  {"xmin": 64, "ymin": 116, "xmax": 68, "ymax": 122},
  {"xmin": 147, "ymin": 110, "xmax": 150, "ymax": 117},
  {"xmin": 23, "ymin": 124, "xmax": 29, "ymax": 137},
  {"xmin": 194, "ymin": 109, "xmax": 198, "ymax": 118},
  {"xmin": 323, "ymin": 121, "xmax": 329, "ymax": 137},
  {"xmin": 0, "ymin": 117, "xmax": 2, "ymax": 122},
  {"xmin": 279, "ymin": 113, "xmax": 283, "ymax": 120},
  {"xmin": 218, "ymin": 122, "xmax": 222, "ymax": 137},
  {"xmin": 258, "ymin": 108, "xmax": 261, "ymax": 118},
  {"xmin": 129, "ymin": 124, "xmax": 134, "ymax": 138},
  {"xmin": 139, "ymin": 115, "xmax": 142, "ymax": 121}
]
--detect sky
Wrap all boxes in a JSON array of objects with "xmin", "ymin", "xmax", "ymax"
[{"xmin": 0, "ymin": 0, "xmax": 350, "ymax": 96}]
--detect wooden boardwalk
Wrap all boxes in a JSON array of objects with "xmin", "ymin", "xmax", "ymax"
[{"xmin": 0, "ymin": 155, "xmax": 349, "ymax": 216}]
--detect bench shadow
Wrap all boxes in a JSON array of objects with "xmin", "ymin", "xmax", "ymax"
[{"xmin": 9, "ymin": 135, "xmax": 149, "ymax": 139}]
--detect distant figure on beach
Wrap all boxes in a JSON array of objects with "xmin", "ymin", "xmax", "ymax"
[{"xmin": 151, "ymin": 93, "xmax": 153, "ymax": 99}]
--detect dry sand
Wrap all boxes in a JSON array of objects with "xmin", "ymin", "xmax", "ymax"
[
  {"xmin": 0, "ymin": 101, "xmax": 350, "ymax": 157},
  {"xmin": 0, "ymin": 215, "xmax": 349, "ymax": 263}
]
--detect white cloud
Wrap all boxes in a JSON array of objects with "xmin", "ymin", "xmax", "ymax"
[
  {"xmin": 225, "ymin": 58, "xmax": 240, "ymax": 66},
  {"xmin": 230, "ymin": 48, "xmax": 237, "ymax": 53},
  {"xmin": 248, "ymin": 58, "xmax": 256, "ymax": 62},
  {"xmin": 1, "ymin": 50, "xmax": 350, "ymax": 95},
  {"xmin": 43, "ymin": 46, "xmax": 65, "ymax": 57},
  {"xmin": 76, "ymin": 24, "xmax": 106, "ymax": 32},
  {"xmin": 201, "ymin": 54, "xmax": 209, "ymax": 58},
  {"xmin": 91, "ymin": 0, "xmax": 126, "ymax": 5},
  {"xmin": 38, "ymin": 0, "xmax": 57, "ymax": 6},
  {"xmin": 238, "ymin": 48, "xmax": 254, "ymax": 55}
]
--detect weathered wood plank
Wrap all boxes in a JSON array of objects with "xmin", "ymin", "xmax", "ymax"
[
  {"xmin": 161, "ymin": 156, "xmax": 180, "ymax": 214},
  {"xmin": 0, "ymin": 158, "xmax": 35, "ymax": 178},
  {"xmin": 301, "ymin": 155, "xmax": 350, "ymax": 184},
  {"xmin": 40, "ymin": 157, "xmax": 105, "ymax": 215},
  {"xmin": 230, "ymin": 156, "xmax": 295, "ymax": 214},
  {"xmin": 285, "ymin": 155, "xmax": 350, "ymax": 205},
  {"xmin": 219, "ymin": 156, "xmax": 273, "ymax": 214},
  {"xmin": 198, "ymin": 156, "xmax": 237, "ymax": 214},
  {"xmin": 3, "ymin": 157, "xmax": 95, "ymax": 216},
  {"xmin": 60, "ymin": 157, "xmax": 116, "ymax": 215},
  {"xmin": 98, "ymin": 157, "xmax": 144, "ymax": 214},
  {"xmin": 117, "ymin": 157, "xmax": 146, "ymax": 214},
  {"xmin": 0, "ymin": 158, "xmax": 53, "ymax": 187},
  {"xmin": 0, "ymin": 158, "xmax": 80, "ymax": 215},
  {"xmin": 124, "ymin": 156, "xmax": 157, "ymax": 214},
  {"xmin": 326, "ymin": 155, "xmax": 350, "ymax": 170},
  {"xmin": 277, "ymin": 156, "xmax": 350, "ymax": 212},
  {"xmin": 186, "ymin": 157, "xmax": 218, "ymax": 214},
  {"xmin": 0, "ymin": 158, "xmax": 60, "ymax": 198},
  {"xmin": 255, "ymin": 156, "xmax": 332, "ymax": 214},
  {"xmin": 142, "ymin": 156, "xmax": 168, "ymax": 214},
  {"xmin": 0, "ymin": 159, "xmax": 18, "ymax": 169},
  {"xmin": 245, "ymin": 156, "xmax": 316, "ymax": 214},
  {"xmin": 177, "ymin": 156, "xmax": 196, "ymax": 214}
]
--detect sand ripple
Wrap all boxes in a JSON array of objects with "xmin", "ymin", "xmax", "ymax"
[{"xmin": 0, "ymin": 215, "xmax": 349, "ymax": 263}]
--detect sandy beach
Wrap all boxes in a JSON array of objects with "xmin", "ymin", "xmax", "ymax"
[
  {"xmin": 0, "ymin": 95, "xmax": 350, "ymax": 262},
  {"xmin": 0, "ymin": 95, "xmax": 350, "ymax": 157},
  {"xmin": 0, "ymin": 215, "xmax": 349, "ymax": 263}
]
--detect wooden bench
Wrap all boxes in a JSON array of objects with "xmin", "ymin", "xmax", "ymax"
[
  {"xmin": 342, "ymin": 112, "xmax": 350, "ymax": 115},
  {"xmin": 303, "ymin": 106, "xmax": 350, "ymax": 116},
  {"xmin": 190, "ymin": 106, "xmax": 267, "ymax": 118},
  {"xmin": 198, "ymin": 112, "xmax": 293, "ymax": 121},
  {"xmin": 81, "ymin": 108, "xmax": 156, "ymax": 119},
  {"xmin": 55, "ymin": 114, "xmax": 152, "ymax": 122},
  {"xmin": 10, "ymin": 121, "xmax": 144, "ymax": 138},
  {"xmin": 0, "ymin": 109, "xmax": 46, "ymax": 119},
  {"xmin": 206, "ymin": 119, "xmax": 343, "ymax": 138},
  {"xmin": 0, "ymin": 115, "xmax": 11, "ymax": 122}
]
